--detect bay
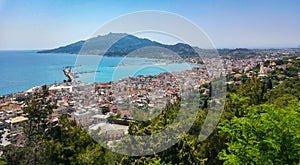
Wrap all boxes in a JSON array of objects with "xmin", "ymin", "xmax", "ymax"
[{"xmin": 0, "ymin": 51, "xmax": 194, "ymax": 95}]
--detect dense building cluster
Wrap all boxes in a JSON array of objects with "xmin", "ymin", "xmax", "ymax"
[{"xmin": 1, "ymin": 51, "xmax": 299, "ymax": 147}]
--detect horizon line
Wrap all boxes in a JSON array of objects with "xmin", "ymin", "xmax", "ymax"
[{"xmin": 0, "ymin": 46, "xmax": 300, "ymax": 51}]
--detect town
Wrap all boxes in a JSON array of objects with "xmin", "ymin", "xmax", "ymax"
[{"xmin": 1, "ymin": 48, "xmax": 300, "ymax": 148}]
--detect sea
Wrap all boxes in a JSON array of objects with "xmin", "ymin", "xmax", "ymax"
[{"xmin": 0, "ymin": 51, "xmax": 195, "ymax": 95}]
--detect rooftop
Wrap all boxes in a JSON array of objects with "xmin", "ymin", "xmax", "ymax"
[{"xmin": 11, "ymin": 116, "xmax": 28, "ymax": 124}]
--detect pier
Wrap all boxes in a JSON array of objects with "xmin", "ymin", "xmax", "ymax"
[{"xmin": 63, "ymin": 67, "xmax": 76, "ymax": 82}]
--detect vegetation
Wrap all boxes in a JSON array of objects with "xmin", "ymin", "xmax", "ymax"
[{"xmin": 38, "ymin": 33, "xmax": 198, "ymax": 57}]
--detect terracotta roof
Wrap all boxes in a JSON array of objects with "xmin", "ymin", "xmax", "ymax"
[
  {"xmin": 118, "ymin": 110, "xmax": 130, "ymax": 115},
  {"xmin": 234, "ymin": 73, "xmax": 243, "ymax": 78}
]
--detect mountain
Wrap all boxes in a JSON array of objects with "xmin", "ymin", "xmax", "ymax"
[{"xmin": 38, "ymin": 33, "xmax": 198, "ymax": 57}]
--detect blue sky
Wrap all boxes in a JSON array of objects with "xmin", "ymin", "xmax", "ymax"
[{"xmin": 0, "ymin": 0, "xmax": 299, "ymax": 49}]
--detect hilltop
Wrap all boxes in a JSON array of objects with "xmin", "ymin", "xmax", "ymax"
[{"xmin": 37, "ymin": 33, "xmax": 198, "ymax": 58}]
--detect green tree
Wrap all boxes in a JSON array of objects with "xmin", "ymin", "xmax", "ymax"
[
  {"xmin": 219, "ymin": 104, "xmax": 300, "ymax": 164},
  {"xmin": 23, "ymin": 85, "xmax": 55, "ymax": 140},
  {"xmin": 44, "ymin": 114, "xmax": 107, "ymax": 165},
  {"xmin": 101, "ymin": 107, "xmax": 110, "ymax": 114},
  {"xmin": 236, "ymin": 77, "xmax": 263, "ymax": 105}
]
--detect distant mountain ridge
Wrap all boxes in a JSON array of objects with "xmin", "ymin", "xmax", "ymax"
[{"xmin": 38, "ymin": 33, "xmax": 198, "ymax": 57}]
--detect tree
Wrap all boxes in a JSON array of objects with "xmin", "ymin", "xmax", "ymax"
[
  {"xmin": 23, "ymin": 85, "xmax": 55, "ymax": 140},
  {"xmin": 44, "ymin": 114, "xmax": 104, "ymax": 165},
  {"xmin": 101, "ymin": 107, "xmax": 110, "ymax": 114},
  {"xmin": 22, "ymin": 85, "xmax": 55, "ymax": 165},
  {"xmin": 236, "ymin": 77, "xmax": 263, "ymax": 105},
  {"xmin": 2, "ymin": 85, "xmax": 55, "ymax": 165},
  {"xmin": 218, "ymin": 104, "xmax": 300, "ymax": 164}
]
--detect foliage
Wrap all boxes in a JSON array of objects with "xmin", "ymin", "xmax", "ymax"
[
  {"xmin": 101, "ymin": 107, "xmax": 110, "ymax": 114},
  {"xmin": 219, "ymin": 104, "xmax": 300, "ymax": 164}
]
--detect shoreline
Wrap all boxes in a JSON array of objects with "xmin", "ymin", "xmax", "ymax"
[
  {"xmin": 1, "ymin": 62, "xmax": 200, "ymax": 97},
  {"xmin": 38, "ymin": 52, "xmax": 198, "ymax": 63}
]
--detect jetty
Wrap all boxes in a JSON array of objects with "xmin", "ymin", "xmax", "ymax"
[
  {"xmin": 63, "ymin": 66, "xmax": 76, "ymax": 82},
  {"xmin": 73, "ymin": 70, "xmax": 101, "ymax": 75}
]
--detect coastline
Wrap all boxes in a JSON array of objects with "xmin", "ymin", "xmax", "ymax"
[
  {"xmin": 1, "ymin": 62, "xmax": 198, "ymax": 97},
  {"xmin": 0, "ymin": 50, "xmax": 202, "ymax": 96}
]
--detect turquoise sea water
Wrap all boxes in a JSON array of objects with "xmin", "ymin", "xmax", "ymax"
[{"xmin": 0, "ymin": 51, "xmax": 194, "ymax": 95}]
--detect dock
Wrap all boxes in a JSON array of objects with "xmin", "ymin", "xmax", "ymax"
[{"xmin": 63, "ymin": 67, "xmax": 76, "ymax": 82}]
